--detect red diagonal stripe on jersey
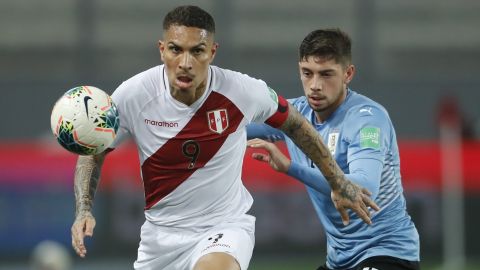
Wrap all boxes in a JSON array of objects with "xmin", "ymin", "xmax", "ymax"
[{"xmin": 141, "ymin": 91, "xmax": 244, "ymax": 209}]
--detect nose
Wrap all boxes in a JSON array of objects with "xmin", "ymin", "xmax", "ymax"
[
  {"xmin": 179, "ymin": 53, "xmax": 193, "ymax": 70},
  {"xmin": 310, "ymin": 76, "xmax": 322, "ymax": 91}
]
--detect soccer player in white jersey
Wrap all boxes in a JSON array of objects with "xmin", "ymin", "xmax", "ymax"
[
  {"xmin": 247, "ymin": 29, "xmax": 420, "ymax": 269},
  {"xmin": 70, "ymin": 7, "xmax": 379, "ymax": 270}
]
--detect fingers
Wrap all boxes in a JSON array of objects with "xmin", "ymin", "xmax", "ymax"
[
  {"xmin": 359, "ymin": 199, "xmax": 370, "ymax": 219},
  {"xmin": 71, "ymin": 217, "xmax": 96, "ymax": 258},
  {"xmin": 333, "ymin": 191, "xmax": 377, "ymax": 226},
  {"xmin": 251, "ymin": 153, "xmax": 269, "ymax": 162},
  {"xmin": 85, "ymin": 218, "xmax": 96, "ymax": 237},
  {"xmin": 72, "ymin": 222, "xmax": 87, "ymax": 258},
  {"xmin": 338, "ymin": 207, "xmax": 350, "ymax": 226},
  {"xmin": 355, "ymin": 207, "xmax": 372, "ymax": 225},
  {"xmin": 361, "ymin": 187, "xmax": 372, "ymax": 196},
  {"xmin": 247, "ymin": 138, "xmax": 269, "ymax": 149},
  {"xmin": 363, "ymin": 193, "xmax": 380, "ymax": 211}
]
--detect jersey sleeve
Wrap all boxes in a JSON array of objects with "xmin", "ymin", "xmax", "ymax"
[
  {"xmin": 288, "ymin": 157, "xmax": 382, "ymax": 199},
  {"xmin": 108, "ymin": 82, "xmax": 132, "ymax": 149},
  {"xmin": 242, "ymin": 77, "xmax": 289, "ymax": 127},
  {"xmin": 246, "ymin": 122, "xmax": 285, "ymax": 141},
  {"xmin": 343, "ymin": 105, "xmax": 392, "ymax": 164}
]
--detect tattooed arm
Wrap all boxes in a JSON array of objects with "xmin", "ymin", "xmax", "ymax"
[
  {"xmin": 71, "ymin": 152, "xmax": 107, "ymax": 258},
  {"xmin": 256, "ymin": 104, "xmax": 379, "ymax": 225}
]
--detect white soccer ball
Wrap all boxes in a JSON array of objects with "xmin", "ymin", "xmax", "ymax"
[{"xmin": 50, "ymin": 86, "xmax": 120, "ymax": 155}]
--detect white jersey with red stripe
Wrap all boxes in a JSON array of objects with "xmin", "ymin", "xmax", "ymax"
[{"xmin": 110, "ymin": 65, "xmax": 286, "ymax": 230}]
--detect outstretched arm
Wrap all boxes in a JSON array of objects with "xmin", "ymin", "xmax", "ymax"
[
  {"xmin": 71, "ymin": 151, "xmax": 107, "ymax": 258},
  {"xmin": 247, "ymin": 138, "xmax": 382, "ymax": 199},
  {"xmin": 267, "ymin": 104, "xmax": 379, "ymax": 225},
  {"xmin": 246, "ymin": 122, "xmax": 285, "ymax": 142}
]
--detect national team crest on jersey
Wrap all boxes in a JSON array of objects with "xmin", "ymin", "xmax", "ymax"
[
  {"xmin": 328, "ymin": 131, "xmax": 340, "ymax": 155},
  {"xmin": 207, "ymin": 109, "xmax": 229, "ymax": 134}
]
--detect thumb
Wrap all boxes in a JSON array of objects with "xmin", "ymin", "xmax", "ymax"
[{"xmin": 84, "ymin": 219, "xmax": 96, "ymax": 237}]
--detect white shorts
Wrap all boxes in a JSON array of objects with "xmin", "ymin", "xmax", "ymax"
[{"xmin": 134, "ymin": 214, "xmax": 255, "ymax": 270}]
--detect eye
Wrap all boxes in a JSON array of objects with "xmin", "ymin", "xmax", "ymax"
[
  {"xmin": 302, "ymin": 71, "xmax": 312, "ymax": 78},
  {"xmin": 321, "ymin": 72, "xmax": 334, "ymax": 78},
  {"xmin": 192, "ymin": 47, "xmax": 205, "ymax": 55},
  {"xmin": 168, "ymin": 45, "xmax": 181, "ymax": 54}
]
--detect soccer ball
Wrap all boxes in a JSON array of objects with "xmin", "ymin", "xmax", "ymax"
[{"xmin": 50, "ymin": 86, "xmax": 120, "ymax": 155}]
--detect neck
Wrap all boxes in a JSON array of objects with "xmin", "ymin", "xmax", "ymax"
[{"xmin": 314, "ymin": 108, "xmax": 334, "ymax": 124}]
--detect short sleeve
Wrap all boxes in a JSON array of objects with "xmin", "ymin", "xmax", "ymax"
[
  {"xmin": 248, "ymin": 82, "xmax": 282, "ymax": 124},
  {"xmin": 343, "ymin": 105, "xmax": 392, "ymax": 163},
  {"xmin": 109, "ymin": 82, "xmax": 132, "ymax": 149}
]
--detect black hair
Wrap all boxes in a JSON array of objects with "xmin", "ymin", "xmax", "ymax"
[
  {"xmin": 299, "ymin": 28, "xmax": 352, "ymax": 66},
  {"xmin": 163, "ymin": 5, "xmax": 215, "ymax": 34}
]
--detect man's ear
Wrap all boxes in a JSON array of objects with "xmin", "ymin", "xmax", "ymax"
[
  {"xmin": 209, "ymin": 42, "xmax": 219, "ymax": 63},
  {"xmin": 158, "ymin": 40, "xmax": 165, "ymax": 61},
  {"xmin": 345, "ymin": 64, "xmax": 355, "ymax": 84}
]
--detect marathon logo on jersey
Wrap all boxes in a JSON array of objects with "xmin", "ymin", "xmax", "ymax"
[
  {"xmin": 207, "ymin": 109, "xmax": 229, "ymax": 134},
  {"xmin": 144, "ymin": 118, "xmax": 179, "ymax": 128}
]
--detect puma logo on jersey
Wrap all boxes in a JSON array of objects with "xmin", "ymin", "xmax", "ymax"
[
  {"xmin": 359, "ymin": 107, "xmax": 373, "ymax": 115},
  {"xmin": 144, "ymin": 119, "xmax": 179, "ymax": 127}
]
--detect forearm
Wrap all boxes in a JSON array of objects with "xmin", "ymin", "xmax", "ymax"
[
  {"xmin": 287, "ymin": 161, "xmax": 331, "ymax": 196},
  {"xmin": 279, "ymin": 104, "xmax": 346, "ymax": 191},
  {"xmin": 288, "ymin": 158, "xmax": 382, "ymax": 199},
  {"xmin": 74, "ymin": 153, "xmax": 106, "ymax": 217},
  {"xmin": 246, "ymin": 123, "xmax": 285, "ymax": 141}
]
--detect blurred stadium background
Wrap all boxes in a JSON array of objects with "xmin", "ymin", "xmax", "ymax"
[{"xmin": 1, "ymin": 0, "xmax": 479, "ymax": 269}]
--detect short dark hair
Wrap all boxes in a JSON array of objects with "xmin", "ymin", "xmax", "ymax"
[
  {"xmin": 163, "ymin": 5, "xmax": 215, "ymax": 34},
  {"xmin": 299, "ymin": 28, "xmax": 352, "ymax": 66}
]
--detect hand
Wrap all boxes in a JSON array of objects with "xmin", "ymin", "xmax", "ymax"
[
  {"xmin": 331, "ymin": 181, "xmax": 380, "ymax": 225},
  {"xmin": 247, "ymin": 138, "xmax": 291, "ymax": 173},
  {"xmin": 71, "ymin": 211, "xmax": 96, "ymax": 258}
]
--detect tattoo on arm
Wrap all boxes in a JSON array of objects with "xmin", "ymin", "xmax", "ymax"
[
  {"xmin": 278, "ymin": 104, "xmax": 346, "ymax": 190},
  {"xmin": 74, "ymin": 153, "xmax": 106, "ymax": 218}
]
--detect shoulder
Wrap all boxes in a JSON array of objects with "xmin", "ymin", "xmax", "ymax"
[
  {"xmin": 210, "ymin": 65, "xmax": 273, "ymax": 107},
  {"xmin": 345, "ymin": 90, "xmax": 390, "ymax": 122},
  {"xmin": 210, "ymin": 65, "xmax": 267, "ymax": 92}
]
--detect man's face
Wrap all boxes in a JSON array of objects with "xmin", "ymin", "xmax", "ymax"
[
  {"xmin": 159, "ymin": 25, "xmax": 217, "ymax": 93},
  {"xmin": 298, "ymin": 56, "xmax": 354, "ymax": 113}
]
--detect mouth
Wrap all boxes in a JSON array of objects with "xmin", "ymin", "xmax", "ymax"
[
  {"xmin": 308, "ymin": 95, "xmax": 326, "ymax": 106},
  {"xmin": 175, "ymin": 75, "xmax": 194, "ymax": 89}
]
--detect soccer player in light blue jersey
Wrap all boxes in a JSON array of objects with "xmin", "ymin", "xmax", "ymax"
[{"xmin": 247, "ymin": 29, "xmax": 420, "ymax": 270}]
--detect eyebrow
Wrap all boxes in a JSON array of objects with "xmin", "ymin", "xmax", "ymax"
[{"xmin": 167, "ymin": 41, "xmax": 207, "ymax": 49}]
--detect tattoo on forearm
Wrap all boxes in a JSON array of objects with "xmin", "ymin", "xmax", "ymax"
[
  {"xmin": 74, "ymin": 155, "xmax": 104, "ymax": 218},
  {"xmin": 279, "ymin": 105, "xmax": 346, "ymax": 191}
]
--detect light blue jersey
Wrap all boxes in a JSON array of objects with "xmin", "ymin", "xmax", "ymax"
[{"xmin": 247, "ymin": 89, "xmax": 420, "ymax": 269}]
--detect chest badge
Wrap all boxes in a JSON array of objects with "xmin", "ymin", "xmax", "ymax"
[
  {"xmin": 327, "ymin": 132, "xmax": 339, "ymax": 155},
  {"xmin": 207, "ymin": 109, "xmax": 229, "ymax": 134}
]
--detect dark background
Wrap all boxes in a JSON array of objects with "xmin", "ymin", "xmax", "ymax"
[{"xmin": 1, "ymin": 0, "xmax": 479, "ymax": 269}]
